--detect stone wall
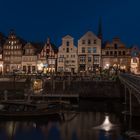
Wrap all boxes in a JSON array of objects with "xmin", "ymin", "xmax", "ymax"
[
  {"xmin": 44, "ymin": 80, "xmax": 121, "ymax": 98},
  {"xmin": 0, "ymin": 81, "xmax": 26, "ymax": 91}
]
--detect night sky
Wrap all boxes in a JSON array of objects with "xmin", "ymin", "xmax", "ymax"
[{"xmin": 0, "ymin": 0, "xmax": 140, "ymax": 47}]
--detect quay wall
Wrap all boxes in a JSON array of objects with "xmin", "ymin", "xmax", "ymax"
[
  {"xmin": 44, "ymin": 80, "xmax": 121, "ymax": 98},
  {"xmin": 0, "ymin": 79, "xmax": 122, "ymax": 98},
  {"xmin": 0, "ymin": 81, "xmax": 26, "ymax": 92}
]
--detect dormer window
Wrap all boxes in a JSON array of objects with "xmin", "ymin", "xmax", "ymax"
[
  {"xmin": 66, "ymin": 41, "xmax": 69, "ymax": 46},
  {"xmin": 88, "ymin": 40, "xmax": 91, "ymax": 45}
]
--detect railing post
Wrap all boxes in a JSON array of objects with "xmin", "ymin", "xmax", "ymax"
[
  {"xmin": 124, "ymin": 85, "xmax": 127, "ymax": 121},
  {"xmin": 125, "ymin": 85, "xmax": 127, "ymax": 104},
  {"xmin": 53, "ymin": 80, "xmax": 55, "ymax": 91},
  {"xmin": 129, "ymin": 89, "xmax": 132, "ymax": 116},
  {"xmin": 63, "ymin": 80, "xmax": 65, "ymax": 91}
]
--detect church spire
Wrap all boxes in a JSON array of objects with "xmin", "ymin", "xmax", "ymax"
[
  {"xmin": 97, "ymin": 17, "xmax": 102, "ymax": 40},
  {"xmin": 47, "ymin": 37, "xmax": 50, "ymax": 44}
]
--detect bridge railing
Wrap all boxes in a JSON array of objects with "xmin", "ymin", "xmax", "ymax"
[
  {"xmin": 119, "ymin": 73, "xmax": 140, "ymax": 103},
  {"xmin": 119, "ymin": 73, "xmax": 140, "ymax": 91}
]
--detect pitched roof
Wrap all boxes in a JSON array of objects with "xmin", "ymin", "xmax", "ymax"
[
  {"xmin": 79, "ymin": 31, "xmax": 99, "ymax": 40},
  {"xmin": 62, "ymin": 35, "xmax": 74, "ymax": 40}
]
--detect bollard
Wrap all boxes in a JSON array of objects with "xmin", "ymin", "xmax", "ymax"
[
  {"xmin": 4, "ymin": 90, "xmax": 8, "ymax": 101},
  {"xmin": 53, "ymin": 80, "xmax": 55, "ymax": 91},
  {"xmin": 63, "ymin": 80, "xmax": 65, "ymax": 91}
]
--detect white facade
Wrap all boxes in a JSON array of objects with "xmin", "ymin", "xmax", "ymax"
[
  {"xmin": 78, "ymin": 31, "xmax": 101, "ymax": 73},
  {"xmin": 57, "ymin": 35, "xmax": 78, "ymax": 73},
  {"xmin": 22, "ymin": 43, "xmax": 37, "ymax": 73}
]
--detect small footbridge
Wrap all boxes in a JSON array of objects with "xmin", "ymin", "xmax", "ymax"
[{"xmin": 119, "ymin": 73, "xmax": 140, "ymax": 115}]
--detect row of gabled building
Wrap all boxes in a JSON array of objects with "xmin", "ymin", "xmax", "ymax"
[{"xmin": 0, "ymin": 30, "xmax": 139, "ymax": 75}]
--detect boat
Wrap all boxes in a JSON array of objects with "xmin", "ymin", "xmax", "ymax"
[{"xmin": 0, "ymin": 100, "xmax": 63, "ymax": 119}]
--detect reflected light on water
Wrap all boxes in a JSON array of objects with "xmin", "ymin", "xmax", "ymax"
[
  {"xmin": 33, "ymin": 123, "xmax": 36, "ymax": 128},
  {"xmin": 93, "ymin": 114, "xmax": 116, "ymax": 132},
  {"xmin": 101, "ymin": 115, "xmax": 113, "ymax": 131}
]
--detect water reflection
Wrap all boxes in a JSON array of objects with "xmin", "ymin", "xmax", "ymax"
[
  {"xmin": 101, "ymin": 115, "xmax": 113, "ymax": 131},
  {"xmin": 0, "ymin": 111, "xmax": 122, "ymax": 140},
  {"xmin": 93, "ymin": 113, "xmax": 118, "ymax": 132}
]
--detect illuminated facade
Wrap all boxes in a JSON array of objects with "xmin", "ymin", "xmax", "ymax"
[
  {"xmin": 3, "ymin": 31, "xmax": 23, "ymax": 73},
  {"xmin": 0, "ymin": 47, "xmax": 3, "ymax": 74},
  {"xmin": 0, "ymin": 30, "xmax": 139, "ymax": 75},
  {"xmin": 22, "ymin": 43, "xmax": 37, "ymax": 73},
  {"xmin": 130, "ymin": 46, "xmax": 140, "ymax": 74},
  {"xmin": 78, "ymin": 31, "xmax": 101, "ymax": 74},
  {"xmin": 37, "ymin": 38, "xmax": 58, "ymax": 73},
  {"xmin": 102, "ymin": 38, "xmax": 131, "ymax": 72},
  {"xmin": 57, "ymin": 35, "xmax": 78, "ymax": 73}
]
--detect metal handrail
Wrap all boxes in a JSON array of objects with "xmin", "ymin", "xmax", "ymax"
[{"xmin": 119, "ymin": 74, "xmax": 140, "ymax": 103}]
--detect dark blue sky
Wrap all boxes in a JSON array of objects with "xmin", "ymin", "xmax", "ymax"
[{"xmin": 0, "ymin": 0, "xmax": 140, "ymax": 47}]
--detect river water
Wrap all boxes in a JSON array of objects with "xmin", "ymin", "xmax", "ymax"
[{"xmin": 0, "ymin": 99, "xmax": 140, "ymax": 140}]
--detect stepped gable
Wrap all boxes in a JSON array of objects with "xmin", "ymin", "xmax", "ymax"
[{"xmin": 45, "ymin": 38, "xmax": 58, "ymax": 53}]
